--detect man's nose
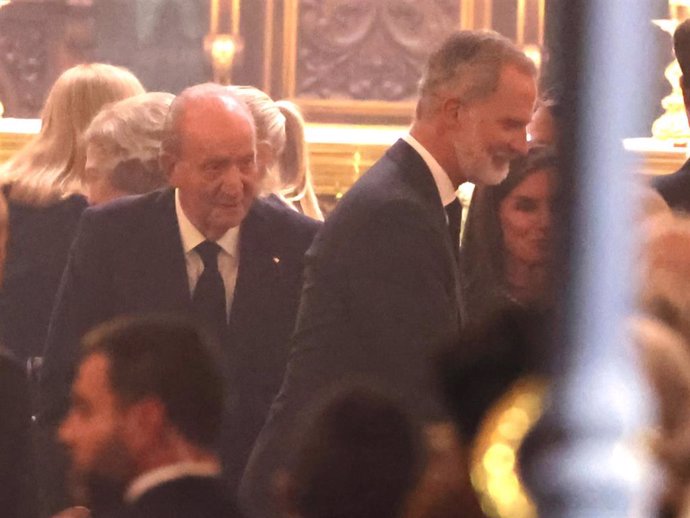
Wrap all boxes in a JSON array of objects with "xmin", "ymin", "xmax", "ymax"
[
  {"xmin": 538, "ymin": 206, "xmax": 552, "ymax": 230},
  {"xmin": 510, "ymin": 128, "xmax": 529, "ymax": 156},
  {"xmin": 220, "ymin": 166, "xmax": 243, "ymax": 193}
]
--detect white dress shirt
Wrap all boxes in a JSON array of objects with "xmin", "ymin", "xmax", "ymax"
[
  {"xmin": 125, "ymin": 460, "xmax": 221, "ymax": 503},
  {"xmin": 175, "ymin": 189, "xmax": 240, "ymax": 316},
  {"xmin": 402, "ymin": 133, "xmax": 459, "ymax": 207}
]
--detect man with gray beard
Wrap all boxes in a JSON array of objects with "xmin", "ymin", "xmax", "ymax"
[{"xmin": 241, "ymin": 29, "xmax": 537, "ymax": 518}]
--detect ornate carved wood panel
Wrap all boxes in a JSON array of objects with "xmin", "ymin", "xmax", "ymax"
[
  {"xmin": 294, "ymin": 0, "xmax": 460, "ymax": 102},
  {"xmin": 0, "ymin": 2, "xmax": 94, "ymax": 118},
  {"xmin": 275, "ymin": 0, "xmax": 461, "ymax": 123},
  {"xmin": 0, "ymin": 4, "xmax": 52, "ymax": 117},
  {"xmin": 268, "ymin": 0, "xmax": 545, "ymax": 123}
]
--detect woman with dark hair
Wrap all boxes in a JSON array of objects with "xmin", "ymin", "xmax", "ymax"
[{"xmin": 461, "ymin": 146, "xmax": 558, "ymax": 327}]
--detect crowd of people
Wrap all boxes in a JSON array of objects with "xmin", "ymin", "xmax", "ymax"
[{"xmin": 0, "ymin": 21, "xmax": 687, "ymax": 518}]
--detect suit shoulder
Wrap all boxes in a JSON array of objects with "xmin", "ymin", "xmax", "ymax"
[
  {"xmin": 653, "ymin": 159, "xmax": 690, "ymax": 208},
  {"xmin": 334, "ymin": 141, "xmax": 435, "ymax": 214},
  {"xmin": 80, "ymin": 188, "xmax": 172, "ymax": 227},
  {"xmin": 130, "ymin": 477, "xmax": 242, "ymax": 518},
  {"xmin": 251, "ymin": 197, "xmax": 321, "ymax": 238}
]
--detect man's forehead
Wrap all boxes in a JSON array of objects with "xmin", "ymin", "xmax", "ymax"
[
  {"xmin": 495, "ymin": 64, "xmax": 537, "ymax": 97},
  {"xmin": 178, "ymin": 102, "xmax": 254, "ymax": 138},
  {"xmin": 76, "ymin": 353, "xmax": 110, "ymax": 390},
  {"xmin": 178, "ymin": 93, "xmax": 252, "ymax": 125}
]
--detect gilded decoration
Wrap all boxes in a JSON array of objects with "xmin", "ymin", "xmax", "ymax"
[
  {"xmin": 0, "ymin": 23, "xmax": 46, "ymax": 117},
  {"xmin": 293, "ymin": 0, "xmax": 460, "ymax": 101}
]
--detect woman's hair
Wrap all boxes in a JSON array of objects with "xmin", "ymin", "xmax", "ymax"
[
  {"xmin": 0, "ymin": 63, "xmax": 144, "ymax": 206},
  {"xmin": 228, "ymin": 85, "xmax": 323, "ymax": 220},
  {"xmin": 460, "ymin": 146, "xmax": 558, "ymax": 325},
  {"xmin": 285, "ymin": 386, "xmax": 423, "ymax": 518},
  {"xmin": 84, "ymin": 92, "xmax": 174, "ymax": 197}
]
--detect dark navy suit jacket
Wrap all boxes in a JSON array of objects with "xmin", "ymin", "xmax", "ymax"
[
  {"xmin": 240, "ymin": 139, "xmax": 461, "ymax": 518},
  {"xmin": 0, "ymin": 348, "xmax": 36, "ymax": 518},
  {"xmin": 100, "ymin": 476, "xmax": 243, "ymax": 518},
  {"xmin": 0, "ymin": 193, "xmax": 87, "ymax": 363},
  {"xmin": 39, "ymin": 188, "xmax": 320, "ymax": 498},
  {"xmin": 652, "ymin": 157, "xmax": 690, "ymax": 212}
]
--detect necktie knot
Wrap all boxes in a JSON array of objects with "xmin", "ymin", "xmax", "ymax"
[{"xmin": 195, "ymin": 240, "xmax": 222, "ymax": 270}]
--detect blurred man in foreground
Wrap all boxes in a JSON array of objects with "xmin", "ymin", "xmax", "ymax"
[{"xmin": 59, "ymin": 315, "xmax": 242, "ymax": 518}]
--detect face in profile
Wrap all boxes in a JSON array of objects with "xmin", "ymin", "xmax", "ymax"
[
  {"xmin": 59, "ymin": 354, "xmax": 135, "ymax": 509},
  {"xmin": 498, "ymin": 169, "xmax": 554, "ymax": 267},
  {"xmin": 168, "ymin": 97, "xmax": 259, "ymax": 240},
  {"xmin": 455, "ymin": 64, "xmax": 537, "ymax": 186}
]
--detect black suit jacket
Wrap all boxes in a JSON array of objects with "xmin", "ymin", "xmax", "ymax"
[
  {"xmin": 101, "ymin": 476, "xmax": 243, "ymax": 518},
  {"xmin": 652, "ymin": 157, "xmax": 690, "ymax": 212},
  {"xmin": 240, "ymin": 139, "xmax": 461, "ymax": 517},
  {"xmin": 0, "ymin": 193, "xmax": 87, "ymax": 362},
  {"xmin": 39, "ymin": 188, "xmax": 320, "ymax": 501},
  {"xmin": 0, "ymin": 348, "xmax": 37, "ymax": 518}
]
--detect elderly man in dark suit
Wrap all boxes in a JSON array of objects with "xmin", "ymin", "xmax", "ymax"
[
  {"xmin": 39, "ymin": 83, "xmax": 320, "ymax": 513},
  {"xmin": 654, "ymin": 19, "xmax": 690, "ymax": 210},
  {"xmin": 59, "ymin": 316, "xmax": 243, "ymax": 518},
  {"xmin": 240, "ymin": 30, "xmax": 537, "ymax": 518}
]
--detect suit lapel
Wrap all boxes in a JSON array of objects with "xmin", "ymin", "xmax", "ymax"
[
  {"xmin": 124, "ymin": 189, "xmax": 191, "ymax": 314},
  {"xmin": 387, "ymin": 140, "xmax": 464, "ymax": 327},
  {"xmin": 228, "ymin": 201, "xmax": 281, "ymax": 351}
]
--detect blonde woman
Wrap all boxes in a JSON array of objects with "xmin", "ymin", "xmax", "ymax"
[
  {"xmin": 0, "ymin": 63, "xmax": 144, "ymax": 365},
  {"xmin": 228, "ymin": 85, "xmax": 323, "ymax": 220}
]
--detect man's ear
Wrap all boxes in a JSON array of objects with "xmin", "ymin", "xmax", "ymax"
[
  {"xmin": 440, "ymin": 96, "xmax": 463, "ymax": 128},
  {"xmin": 123, "ymin": 398, "xmax": 166, "ymax": 452}
]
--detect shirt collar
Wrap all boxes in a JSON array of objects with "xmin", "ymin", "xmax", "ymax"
[
  {"xmin": 401, "ymin": 133, "xmax": 458, "ymax": 206},
  {"xmin": 125, "ymin": 460, "xmax": 221, "ymax": 503},
  {"xmin": 175, "ymin": 189, "xmax": 240, "ymax": 257}
]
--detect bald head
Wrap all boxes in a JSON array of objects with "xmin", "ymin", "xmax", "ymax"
[
  {"xmin": 161, "ymin": 83, "xmax": 254, "ymax": 164},
  {"xmin": 160, "ymin": 82, "xmax": 260, "ymax": 240}
]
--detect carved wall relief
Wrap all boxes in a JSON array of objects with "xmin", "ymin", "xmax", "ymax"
[
  {"xmin": 295, "ymin": 0, "xmax": 460, "ymax": 102},
  {"xmin": 0, "ymin": 18, "xmax": 47, "ymax": 117},
  {"xmin": 276, "ymin": 0, "xmax": 462, "ymax": 122},
  {"xmin": 0, "ymin": 2, "xmax": 94, "ymax": 118}
]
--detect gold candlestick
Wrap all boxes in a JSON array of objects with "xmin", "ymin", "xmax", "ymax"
[
  {"xmin": 206, "ymin": 0, "xmax": 243, "ymax": 85},
  {"xmin": 651, "ymin": 1, "xmax": 690, "ymax": 140}
]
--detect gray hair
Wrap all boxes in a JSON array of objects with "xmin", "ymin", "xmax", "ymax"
[
  {"xmin": 417, "ymin": 30, "xmax": 537, "ymax": 118},
  {"xmin": 85, "ymin": 91, "xmax": 174, "ymax": 193}
]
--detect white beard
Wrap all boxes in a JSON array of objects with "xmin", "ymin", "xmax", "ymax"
[
  {"xmin": 453, "ymin": 111, "xmax": 510, "ymax": 185},
  {"xmin": 454, "ymin": 138, "xmax": 510, "ymax": 186}
]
